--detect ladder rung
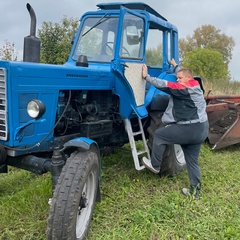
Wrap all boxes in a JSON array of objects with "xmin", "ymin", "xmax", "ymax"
[
  {"xmin": 124, "ymin": 118, "xmax": 151, "ymax": 171},
  {"xmin": 133, "ymin": 131, "xmax": 142, "ymax": 136},
  {"xmin": 137, "ymin": 150, "xmax": 148, "ymax": 155}
]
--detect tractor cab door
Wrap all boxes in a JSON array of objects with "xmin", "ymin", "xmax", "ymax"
[{"xmin": 111, "ymin": 6, "xmax": 148, "ymax": 119}]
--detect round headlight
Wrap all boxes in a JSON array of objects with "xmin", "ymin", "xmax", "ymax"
[{"xmin": 27, "ymin": 100, "xmax": 46, "ymax": 119}]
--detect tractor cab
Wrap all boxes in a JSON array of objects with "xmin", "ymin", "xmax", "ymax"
[
  {"xmin": 68, "ymin": 2, "xmax": 179, "ymax": 75},
  {"xmin": 67, "ymin": 2, "xmax": 179, "ymax": 119}
]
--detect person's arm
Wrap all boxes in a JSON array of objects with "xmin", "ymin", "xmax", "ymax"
[
  {"xmin": 142, "ymin": 64, "xmax": 168, "ymax": 88},
  {"xmin": 142, "ymin": 64, "xmax": 188, "ymax": 97},
  {"xmin": 169, "ymin": 58, "xmax": 180, "ymax": 74}
]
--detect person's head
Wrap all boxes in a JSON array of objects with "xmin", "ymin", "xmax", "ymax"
[{"xmin": 176, "ymin": 68, "xmax": 193, "ymax": 83}]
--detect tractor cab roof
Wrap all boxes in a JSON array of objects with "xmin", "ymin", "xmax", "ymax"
[
  {"xmin": 79, "ymin": 2, "xmax": 177, "ymax": 32},
  {"xmin": 96, "ymin": 2, "xmax": 167, "ymax": 21}
]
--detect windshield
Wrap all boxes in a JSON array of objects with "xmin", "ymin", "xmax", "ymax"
[{"xmin": 73, "ymin": 17, "xmax": 118, "ymax": 63}]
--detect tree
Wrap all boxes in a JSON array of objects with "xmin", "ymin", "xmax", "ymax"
[
  {"xmin": 179, "ymin": 25, "xmax": 235, "ymax": 65},
  {"xmin": 146, "ymin": 44, "xmax": 162, "ymax": 66},
  {"xmin": 38, "ymin": 16, "xmax": 79, "ymax": 64},
  {"xmin": 0, "ymin": 40, "xmax": 18, "ymax": 61},
  {"xmin": 182, "ymin": 48, "xmax": 229, "ymax": 81}
]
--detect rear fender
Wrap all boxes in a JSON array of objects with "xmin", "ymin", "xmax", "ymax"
[{"xmin": 145, "ymin": 72, "xmax": 175, "ymax": 108}]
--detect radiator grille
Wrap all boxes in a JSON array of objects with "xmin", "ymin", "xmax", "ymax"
[{"xmin": 0, "ymin": 68, "xmax": 7, "ymax": 140}]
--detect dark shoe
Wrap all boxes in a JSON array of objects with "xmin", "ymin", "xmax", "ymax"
[
  {"xmin": 182, "ymin": 185, "xmax": 200, "ymax": 200},
  {"xmin": 142, "ymin": 157, "xmax": 160, "ymax": 174}
]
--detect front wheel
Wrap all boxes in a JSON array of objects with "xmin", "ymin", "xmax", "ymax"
[
  {"xmin": 147, "ymin": 111, "xmax": 186, "ymax": 176},
  {"xmin": 47, "ymin": 149, "xmax": 99, "ymax": 240}
]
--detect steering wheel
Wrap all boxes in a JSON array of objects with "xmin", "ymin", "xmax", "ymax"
[
  {"xmin": 104, "ymin": 42, "xmax": 114, "ymax": 55},
  {"xmin": 104, "ymin": 42, "xmax": 130, "ymax": 57}
]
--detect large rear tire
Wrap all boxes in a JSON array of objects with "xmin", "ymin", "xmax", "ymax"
[
  {"xmin": 47, "ymin": 149, "xmax": 99, "ymax": 240},
  {"xmin": 147, "ymin": 111, "xmax": 186, "ymax": 176}
]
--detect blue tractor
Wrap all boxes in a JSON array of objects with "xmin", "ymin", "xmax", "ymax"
[{"xmin": 0, "ymin": 2, "xmax": 186, "ymax": 239}]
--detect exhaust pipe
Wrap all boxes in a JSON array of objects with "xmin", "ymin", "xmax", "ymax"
[{"xmin": 23, "ymin": 3, "xmax": 41, "ymax": 63}]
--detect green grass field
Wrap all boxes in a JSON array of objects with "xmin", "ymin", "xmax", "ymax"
[{"xmin": 0, "ymin": 144, "xmax": 240, "ymax": 240}]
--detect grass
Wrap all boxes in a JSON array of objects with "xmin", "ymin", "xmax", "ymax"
[
  {"xmin": 0, "ymin": 143, "xmax": 240, "ymax": 240},
  {"xmin": 204, "ymin": 79, "xmax": 240, "ymax": 95}
]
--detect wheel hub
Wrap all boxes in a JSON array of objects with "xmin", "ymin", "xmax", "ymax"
[{"xmin": 79, "ymin": 193, "xmax": 88, "ymax": 210}]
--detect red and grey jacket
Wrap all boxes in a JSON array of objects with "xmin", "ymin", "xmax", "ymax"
[{"xmin": 145, "ymin": 70, "xmax": 208, "ymax": 124}]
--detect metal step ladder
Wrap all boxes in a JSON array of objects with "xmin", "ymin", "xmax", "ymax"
[{"xmin": 124, "ymin": 118, "xmax": 151, "ymax": 170}]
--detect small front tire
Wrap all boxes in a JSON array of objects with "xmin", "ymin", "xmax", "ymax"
[{"xmin": 47, "ymin": 149, "xmax": 99, "ymax": 240}]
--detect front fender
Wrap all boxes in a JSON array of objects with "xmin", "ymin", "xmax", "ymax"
[
  {"xmin": 63, "ymin": 137, "xmax": 100, "ymax": 165},
  {"xmin": 63, "ymin": 137, "xmax": 97, "ymax": 150}
]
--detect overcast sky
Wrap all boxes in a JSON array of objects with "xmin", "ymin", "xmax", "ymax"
[{"xmin": 1, "ymin": 0, "xmax": 240, "ymax": 80}]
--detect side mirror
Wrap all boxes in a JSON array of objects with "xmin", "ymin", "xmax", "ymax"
[{"xmin": 126, "ymin": 26, "xmax": 139, "ymax": 45}]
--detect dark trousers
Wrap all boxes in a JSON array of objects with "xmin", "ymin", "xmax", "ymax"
[{"xmin": 151, "ymin": 121, "xmax": 209, "ymax": 187}]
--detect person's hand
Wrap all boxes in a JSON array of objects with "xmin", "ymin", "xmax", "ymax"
[
  {"xmin": 142, "ymin": 64, "xmax": 148, "ymax": 79},
  {"xmin": 169, "ymin": 58, "xmax": 177, "ymax": 67}
]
